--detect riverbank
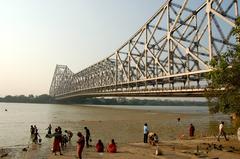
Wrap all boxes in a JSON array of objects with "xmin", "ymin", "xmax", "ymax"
[
  {"xmin": 0, "ymin": 104, "xmax": 238, "ymax": 158},
  {"xmin": 2, "ymin": 136, "xmax": 240, "ymax": 159}
]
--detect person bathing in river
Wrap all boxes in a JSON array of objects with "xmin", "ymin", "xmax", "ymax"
[
  {"xmin": 45, "ymin": 124, "xmax": 52, "ymax": 138},
  {"xmin": 33, "ymin": 129, "xmax": 41, "ymax": 144},
  {"xmin": 65, "ymin": 130, "xmax": 73, "ymax": 141},
  {"xmin": 47, "ymin": 124, "xmax": 52, "ymax": 135},
  {"xmin": 30, "ymin": 125, "xmax": 34, "ymax": 135}
]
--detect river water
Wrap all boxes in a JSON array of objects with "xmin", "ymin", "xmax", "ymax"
[{"xmin": 0, "ymin": 103, "xmax": 236, "ymax": 150}]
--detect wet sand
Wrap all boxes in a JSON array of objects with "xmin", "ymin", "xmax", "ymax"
[{"xmin": 1, "ymin": 105, "xmax": 239, "ymax": 158}]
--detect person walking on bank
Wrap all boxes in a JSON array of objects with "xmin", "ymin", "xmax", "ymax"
[
  {"xmin": 217, "ymin": 121, "xmax": 228, "ymax": 141},
  {"xmin": 143, "ymin": 123, "xmax": 149, "ymax": 143},
  {"xmin": 84, "ymin": 127, "xmax": 91, "ymax": 148}
]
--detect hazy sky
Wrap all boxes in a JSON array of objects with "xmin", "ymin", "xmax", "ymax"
[{"xmin": 0, "ymin": 0, "xmax": 166, "ymax": 96}]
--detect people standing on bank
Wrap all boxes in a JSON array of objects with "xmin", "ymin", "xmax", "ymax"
[
  {"xmin": 84, "ymin": 127, "xmax": 91, "ymax": 148},
  {"xmin": 217, "ymin": 121, "xmax": 228, "ymax": 141},
  {"xmin": 189, "ymin": 123, "xmax": 195, "ymax": 137},
  {"xmin": 77, "ymin": 132, "xmax": 85, "ymax": 159},
  {"xmin": 143, "ymin": 123, "xmax": 149, "ymax": 143}
]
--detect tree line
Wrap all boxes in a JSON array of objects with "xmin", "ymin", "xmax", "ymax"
[{"xmin": 0, "ymin": 94, "xmax": 54, "ymax": 103}]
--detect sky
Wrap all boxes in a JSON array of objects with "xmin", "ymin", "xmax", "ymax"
[{"xmin": 0, "ymin": 0, "xmax": 166, "ymax": 97}]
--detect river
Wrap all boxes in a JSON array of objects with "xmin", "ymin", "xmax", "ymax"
[{"xmin": 0, "ymin": 102, "xmax": 235, "ymax": 150}]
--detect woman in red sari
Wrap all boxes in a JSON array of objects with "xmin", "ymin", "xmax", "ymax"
[
  {"xmin": 52, "ymin": 128, "xmax": 62, "ymax": 155},
  {"xmin": 107, "ymin": 139, "xmax": 117, "ymax": 153},
  {"xmin": 96, "ymin": 139, "xmax": 104, "ymax": 152},
  {"xmin": 77, "ymin": 132, "xmax": 85, "ymax": 159}
]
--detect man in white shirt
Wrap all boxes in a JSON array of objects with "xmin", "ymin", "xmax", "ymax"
[
  {"xmin": 217, "ymin": 121, "xmax": 228, "ymax": 141},
  {"xmin": 144, "ymin": 123, "xmax": 149, "ymax": 143}
]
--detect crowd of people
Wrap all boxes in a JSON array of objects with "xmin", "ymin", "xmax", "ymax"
[
  {"xmin": 30, "ymin": 125, "xmax": 41, "ymax": 144},
  {"xmin": 28, "ymin": 119, "xmax": 236, "ymax": 158},
  {"xmin": 29, "ymin": 124, "xmax": 117, "ymax": 158}
]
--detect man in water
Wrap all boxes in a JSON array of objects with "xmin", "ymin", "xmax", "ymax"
[{"xmin": 30, "ymin": 125, "xmax": 34, "ymax": 135}]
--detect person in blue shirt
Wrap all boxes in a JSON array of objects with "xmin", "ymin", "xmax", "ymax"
[{"xmin": 143, "ymin": 123, "xmax": 149, "ymax": 143}]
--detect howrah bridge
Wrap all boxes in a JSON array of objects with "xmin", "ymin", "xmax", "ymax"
[{"xmin": 49, "ymin": 0, "xmax": 239, "ymax": 100}]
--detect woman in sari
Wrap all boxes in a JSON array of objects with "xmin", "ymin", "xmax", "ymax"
[
  {"xmin": 96, "ymin": 139, "xmax": 104, "ymax": 152},
  {"xmin": 107, "ymin": 139, "xmax": 117, "ymax": 153},
  {"xmin": 77, "ymin": 132, "xmax": 85, "ymax": 159},
  {"xmin": 52, "ymin": 128, "xmax": 62, "ymax": 155}
]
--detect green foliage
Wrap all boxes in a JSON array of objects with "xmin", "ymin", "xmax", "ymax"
[{"xmin": 206, "ymin": 17, "xmax": 240, "ymax": 115}]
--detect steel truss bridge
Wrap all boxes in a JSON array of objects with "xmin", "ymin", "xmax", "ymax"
[{"xmin": 50, "ymin": 0, "xmax": 239, "ymax": 100}]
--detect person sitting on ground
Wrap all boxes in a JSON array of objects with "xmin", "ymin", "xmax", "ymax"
[
  {"xmin": 153, "ymin": 133, "xmax": 159, "ymax": 144},
  {"xmin": 65, "ymin": 130, "xmax": 73, "ymax": 141},
  {"xmin": 148, "ymin": 132, "xmax": 159, "ymax": 146},
  {"xmin": 96, "ymin": 139, "xmax": 104, "ymax": 152},
  {"xmin": 107, "ymin": 139, "xmax": 117, "ymax": 153}
]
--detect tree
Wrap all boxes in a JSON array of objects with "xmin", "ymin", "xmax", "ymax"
[{"xmin": 205, "ymin": 17, "xmax": 240, "ymax": 117}]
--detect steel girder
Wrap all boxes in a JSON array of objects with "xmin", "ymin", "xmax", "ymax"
[{"xmin": 49, "ymin": 0, "xmax": 239, "ymax": 99}]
